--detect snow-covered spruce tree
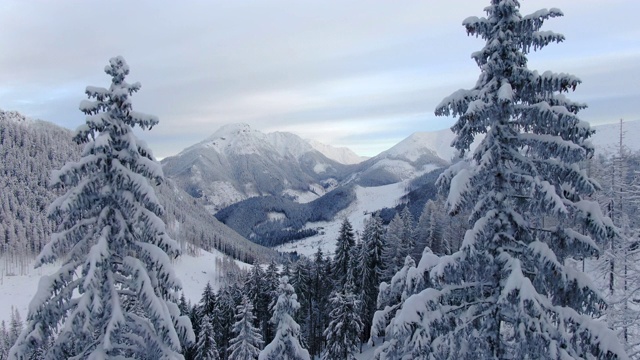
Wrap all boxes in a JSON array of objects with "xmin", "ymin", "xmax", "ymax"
[
  {"xmin": 289, "ymin": 258, "xmax": 313, "ymax": 348},
  {"xmin": 416, "ymin": 199, "xmax": 448, "ymax": 257},
  {"xmin": 322, "ymin": 288, "xmax": 363, "ymax": 360},
  {"xmin": 259, "ymin": 276, "xmax": 310, "ymax": 360},
  {"xmin": 10, "ymin": 56, "xmax": 193, "ymax": 359},
  {"xmin": 382, "ymin": 213, "xmax": 404, "ymax": 282},
  {"xmin": 399, "ymin": 207, "xmax": 416, "ymax": 259},
  {"xmin": 360, "ymin": 213, "xmax": 386, "ymax": 344},
  {"xmin": 309, "ymin": 248, "xmax": 332, "ymax": 357},
  {"xmin": 377, "ymin": 2, "xmax": 628, "ymax": 359},
  {"xmin": 334, "ymin": 218, "xmax": 356, "ymax": 290},
  {"xmin": 196, "ymin": 315, "xmax": 220, "ymax": 360},
  {"xmin": 371, "ymin": 249, "xmax": 439, "ymax": 350},
  {"xmin": 228, "ymin": 295, "xmax": 264, "ymax": 360}
]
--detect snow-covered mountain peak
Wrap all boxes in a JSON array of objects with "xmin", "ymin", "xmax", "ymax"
[
  {"xmin": 380, "ymin": 129, "xmax": 455, "ymax": 163},
  {"xmin": 207, "ymin": 122, "xmax": 254, "ymax": 139},
  {"xmin": 307, "ymin": 139, "xmax": 367, "ymax": 165},
  {"xmin": 188, "ymin": 123, "xmax": 366, "ymax": 163},
  {"xmin": 191, "ymin": 123, "xmax": 271, "ymax": 156},
  {"xmin": 266, "ymin": 131, "xmax": 316, "ymax": 159}
]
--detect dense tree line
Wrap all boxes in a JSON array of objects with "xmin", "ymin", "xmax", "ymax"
[
  {"xmin": 0, "ymin": 111, "xmax": 81, "ymax": 275},
  {"xmin": 180, "ymin": 208, "xmax": 459, "ymax": 359}
]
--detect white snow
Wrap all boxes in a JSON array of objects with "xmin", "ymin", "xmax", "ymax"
[
  {"xmin": 282, "ymin": 189, "xmax": 319, "ymax": 204},
  {"xmin": 591, "ymin": 119, "xmax": 640, "ymax": 155},
  {"xmin": 0, "ymin": 249, "xmax": 250, "ymax": 325},
  {"xmin": 306, "ymin": 139, "xmax": 367, "ymax": 164},
  {"xmin": 313, "ymin": 163, "xmax": 329, "ymax": 174},
  {"xmin": 267, "ymin": 211, "xmax": 287, "ymax": 221},
  {"xmin": 379, "ymin": 129, "xmax": 481, "ymax": 163},
  {"xmin": 206, "ymin": 181, "xmax": 250, "ymax": 212},
  {"xmin": 276, "ymin": 182, "xmax": 408, "ymax": 257}
]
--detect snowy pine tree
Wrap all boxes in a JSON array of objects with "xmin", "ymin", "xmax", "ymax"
[
  {"xmin": 377, "ymin": 1, "xmax": 628, "ymax": 359},
  {"xmin": 228, "ymin": 296, "xmax": 264, "ymax": 360},
  {"xmin": 10, "ymin": 56, "xmax": 193, "ymax": 359},
  {"xmin": 322, "ymin": 289, "xmax": 363, "ymax": 360},
  {"xmin": 399, "ymin": 207, "xmax": 416, "ymax": 259},
  {"xmin": 196, "ymin": 315, "xmax": 220, "ymax": 360},
  {"xmin": 371, "ymin": 249, "xmax": 440, "ymax": 355},
  {"xmin": 259, "ymin": 276, "xmax": 310, "ymax": 360},
  {"xmin": 416, "ymin": 199, "xmax": 447, "ymax": 257},
  {"xmin": 309, "ymin": 248, "xmax": 332, "ymax": 357},
  {"xmin": 334, "ymin": 218, "xmax": 356, "ymax": 290},
  {"xmin": 359, "ymin": 213, "xmax": 386, "ymax": 344},
  {"xmin": 382, "ymin": 213, "xmax": 404, "ymax": 282}
]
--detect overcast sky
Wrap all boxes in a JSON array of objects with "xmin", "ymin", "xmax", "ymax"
[{"xmin": 1, "ymin": 1, "xmax": 638, "ymax": 158}]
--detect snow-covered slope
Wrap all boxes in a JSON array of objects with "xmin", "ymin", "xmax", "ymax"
[
  {"xmin": 383, "ymin": 129, "xmax": 457, "ymax": 163},
  {"xmin": 0, "ymin": 249, "xmax": 250, "ymax": 326},
  {"xmin": 276, "ymin": 181, "xmax": 409, "ymax": 257},
  {"xmin": 591, "ymin": 119, "xmax": 640, "ymax": 155},
  {"xmin": 307, "ymin": 139, "xmax": 367, "ymax": 164},
  {"xmin": 351, "ymin": 132, "xmax": 450, "ymax": 187},
  {"xmin": 162, "ymin": 124, "xmax": 353, "ymax": 212}
]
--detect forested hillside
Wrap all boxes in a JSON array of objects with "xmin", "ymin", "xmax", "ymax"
[
  {"xmin": 0, "ymin": 109, "xmax": 277, "ymax": 271},
  {"xmin": 0, "ymin": 110, "xmax": 80, "ymax": 274}
]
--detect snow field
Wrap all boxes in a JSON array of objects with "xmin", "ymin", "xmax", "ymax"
[{"xmin": 0, "ymin": 249, "xmax": 249, "ymax": 325}]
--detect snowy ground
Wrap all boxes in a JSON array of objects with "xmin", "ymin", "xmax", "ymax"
[
  {"xmin": 0, "ymin": 249, "xmax": 249, "ymax": 325},
  {"xmin": 276, "ymin": 182, "xmax": 408, "ymax": 257}
]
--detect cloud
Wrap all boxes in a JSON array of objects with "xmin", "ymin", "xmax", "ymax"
[{"xmin": 1, "ymin": 0, "xmax": 638, "ymax": 158}]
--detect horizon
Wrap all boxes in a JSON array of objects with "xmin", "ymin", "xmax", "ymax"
[{"xmin": 1, "ymin": 0, "xmax": 639, "ymax": 158}]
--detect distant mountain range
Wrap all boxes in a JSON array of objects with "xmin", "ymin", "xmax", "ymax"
[
  {"xmin": 161, "ymin": 123, "xmax": 450, "ymax": 213},
  {"xmin": 0, "ymin": 110, "xmax": 277, "ymax": 266},
  {"xmin": 163, "ymin": 120, "xmax": 640, "ymax": 250},
  {"xmin": 3, "ymin": 107, "xmax": 637, "ymax": 260}
]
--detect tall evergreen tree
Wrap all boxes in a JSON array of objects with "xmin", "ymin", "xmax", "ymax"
[
  {"xmin": 0, "ymin": 321, "xmax": 8, "ymax": 360},
  {"xmin": 360, "ymin": 214, "xmax": 386, "ymax": 344},
  {"xmin": 309, "ymin": 248, "xmax": 332, "ymax": 357},
  {"xmin": 196, "ymin": 315, "xmax": 220, "ymax": 360},
  {"xmin": 199, "ymin": 281, "xmax": 217, "ymax": 319},
  {"xmin": 228, "ymin": 296, "xmax": 264, "ymax": 360},
  {"xmin": 322, "ymin": 289, "xmax": 363, "ymax": 360},
  {"xmin": 378, "ymin": 1, "xmax": 628, "ymax": 358},
  {"xmin": 399, "ymin": 207, "xmax": 416, "ymax": 259},
  {"xmin": 215, "ymin": 285, "xmax": 242, "ymax": 359},
  {"xmin": 262, "ymin": 261, "xmax": 281, "ymax": 344},
  {"xmin": 334, "ymin": 218, "xmax": 356, "ymax": 290},
  {"xmin": 289, "ymin": 258, "xmax": 312, "ymax": 348},
  {"xmin": 415, "ymin": 199, "xmax": 447, "ymax": 258},
  {"xmin": 381, "ymin": 214, "xmax": 404, "ymax": 281},
  {"xmin": 10, "ymin": 56, "xmax": 193, "ymax": 359},
  {"xmin": 259, "ymin": 276, "xmax": 310, "ymax": 360}
]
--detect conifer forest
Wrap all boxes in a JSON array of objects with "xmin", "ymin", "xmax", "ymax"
[{"xmin": 1, "ymin": 0, "xmax": 638, "ymax": 359}]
